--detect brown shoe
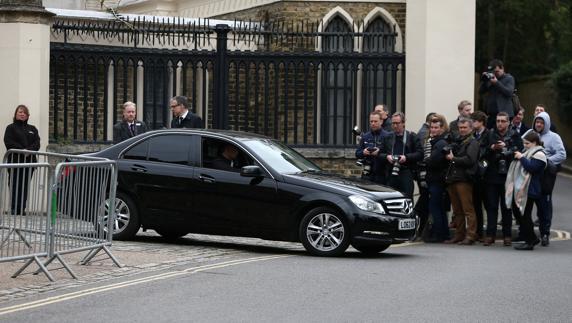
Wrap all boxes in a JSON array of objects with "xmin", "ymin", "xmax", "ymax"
[
  {"xmin": 458, "ymin": 239, "xmax": 475, "ymax": 245},
  {"xmin": 483, "ymin": 237, "xmax": 495, "ymax": 246},
  {"xmin": 444, "ymin": 237, "xmax": 463, "ymax": 244},
  {"xmin": 503, "ymin": 237, "xmax": 512, "ymax": 246}
]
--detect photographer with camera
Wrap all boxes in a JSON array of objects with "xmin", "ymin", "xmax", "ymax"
[
  {"xmin": 424, "ymin": 114, "xmax": 450, "ymax": 243},
  {"xmin": 443, "ymin": 118, "xmax": 479, "ymax": 245},
  {"xmin": 355, "ymin": 111, "xmax": 390, "ymax": 184},
  {"xmin": 479, "ymin": 59, "xmax": 515, "ymax": 129},
  {"xmin": 378, "ymin": 112, "xmax": 422, "ymax": 199},
  {"xmin": 481, "ymin": 112, "xmax": 523, "ymax": 246}
]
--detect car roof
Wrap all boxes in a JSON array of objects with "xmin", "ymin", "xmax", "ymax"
[{"xmin": 143, "ymin": 128, "xmax": 271, "ymax": 141}]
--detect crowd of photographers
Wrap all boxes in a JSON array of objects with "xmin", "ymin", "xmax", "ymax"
[{"xmin": 355, "ymin": 61, "xmax": 566, "ymax": 251}]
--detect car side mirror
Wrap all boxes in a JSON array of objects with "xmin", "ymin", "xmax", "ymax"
[{"xmin": 240, "ymin": 165, "xmax": 263, "ymax": 177}]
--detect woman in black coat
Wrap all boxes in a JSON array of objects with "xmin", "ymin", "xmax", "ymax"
[{"xmin": 4, "ymin": 104, "xmax": 40, "ymax": 215}]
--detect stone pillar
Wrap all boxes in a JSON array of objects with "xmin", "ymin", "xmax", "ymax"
[
  {"xmin": 405, "ymin": 0, "xmax": 476, "ymax": 131},
  {"xmin": 0, "ymin": 0, "xmax": 54, "ymax": 158}
]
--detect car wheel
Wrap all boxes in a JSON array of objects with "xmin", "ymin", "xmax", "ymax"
[
  {"xmin": 351, "ymin": 242, "xmax": 390, "ymax": 255},
  {"xmin": 155, "ymin": 228, "xmax": 188, "ymax": 240},
  {"xmin": 299, "ymin": 207, "xmax": 350, "ymax": 256},
  {"xmin": 101, "ymin": 192, "xmax": 140, "ymax": 240}
]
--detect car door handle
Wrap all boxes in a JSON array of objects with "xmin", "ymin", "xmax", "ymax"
[
  {"xmin": 131, "ymin": 165, "xmax": 147, "ymax": 173},
  {"xmin": 198, "ymin": 175, "xmax": 215, "ymax": 184}
]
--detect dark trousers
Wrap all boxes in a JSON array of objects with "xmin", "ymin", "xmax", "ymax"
[
  {"xmin": 485, "ymin": 182, "xmax": 512, "ymax": 238},
  {"xmin": 512, "ymin": 198, "xmax": 537, "ymax": 244},
  {"xmin": 415, "ymin": 185, "xmax": 429, "ymax": 239},
  {"xmin": 537, "ymin": 194, "xmax": 552, "ymax": 236},
  {"xmin": 428, "ymin": 182, "xmax": 449, "ymax": 241},
  {"xmin": 9, "ymin": 168, "xmax": 34, "ymax": 215},
  {"xmin": 387, "ymin": 169, "xmax": 414, "ymax": 199},
  {"xmin": 472, "ymin": 178, "xmax": 485, "ymax": 237}
]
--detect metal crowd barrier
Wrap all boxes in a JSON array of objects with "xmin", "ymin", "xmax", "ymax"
[{"xmin": 0, "ymin": 149, "xmax": 121, "ymax": 282}]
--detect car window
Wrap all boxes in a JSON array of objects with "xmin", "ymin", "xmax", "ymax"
[
  {"xmin": 242, "ymin": 139, "xmax": 320, "ymax": 174},
  {"xmin": 201, "ymin": 137, "xmax": 253, "ymax": 171},
  {"xmin": 147, "ymin": 135, "xmax": 191, "ymax": 165},
  {"xmin": 123, "ymin": 140, "xmax": 148, "ymax": 161}
]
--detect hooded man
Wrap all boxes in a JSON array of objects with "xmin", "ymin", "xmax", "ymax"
[{"xmin": 532, "ymin": 112, "xmax": 566, "ymax": 246}]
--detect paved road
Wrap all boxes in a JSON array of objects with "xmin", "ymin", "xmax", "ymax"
[{"xmin": 0, "ymin": 175, "xmax": 571, "ymax": 322}]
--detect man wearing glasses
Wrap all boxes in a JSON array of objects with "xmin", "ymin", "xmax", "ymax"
[
  {"xmin": 377, "ymin": 112, "xmax": 422, "ymax": 198},
  {"xmin": 480, "ymin": 112, "xmax": 523, "ymax": 246},
  {"xmin": 169, "ymin": 96, "xmax": 204, "ymax": 129}
]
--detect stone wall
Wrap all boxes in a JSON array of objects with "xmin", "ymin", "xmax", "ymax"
[{"xmin": 214, "ymin": 1, "xmax": 406, "ymax": 37}]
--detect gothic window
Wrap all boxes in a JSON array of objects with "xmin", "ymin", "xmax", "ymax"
[
  {"xmin": 362, "ymin": 17, "xmax": 396, "ymax": 126},
  {"xmin": 322, "ymin": 16, "xmax": 355, "ymax": 145}
]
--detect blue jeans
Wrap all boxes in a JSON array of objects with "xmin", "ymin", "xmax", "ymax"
[
  {"xmin": 485, "ymin": 182, "xmax": 512, "ymax": 238},
  {"xmin": 428, "ymin": 182, "xmax": 449, "ymax": 241}
]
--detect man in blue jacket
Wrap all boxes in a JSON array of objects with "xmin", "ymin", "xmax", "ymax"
[
  {"xmin": 355, "ymin": 111, "xmax": 390, "ymax": 184},
  {"xmin": 533, "ymin": 112, "xmax": 567, "ymax": 246}
]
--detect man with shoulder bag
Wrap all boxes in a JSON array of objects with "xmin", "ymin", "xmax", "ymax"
[{"xmin": 443, "ymin": 118, "xmax": 480, "ymax": 245}]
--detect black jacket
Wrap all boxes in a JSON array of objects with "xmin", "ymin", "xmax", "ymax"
[
  {"xmin": 425, "ymin": 134, "xmax": 448, "ymax": 184},
  {"xmin": 481, "ymin": 127, "xmax": 524, "ymax": 184},
  {"xmin": 171, "ymin": 111, "xmax": 204, "ymax": 129},
  {"xmin": 355, "ymin": 128, "xmax": 390, "ymax": 183},
  {"xmin": 378, "ymin": 130, "xmax": 423, "ymax": 174},
  {"xmin": 4, "ymin": 120, "xmax": 40, "ymax": 163},
  {"xmin": 479, "ymin": 73, "xmax": 516, "ymax": 117},
  {"xmin": 113, "ymin": 120, "xmax": 148, "ymax": 144},
  {"xmin": 444, "ymin": 135, "xmax": 479, "ymax": 183}
]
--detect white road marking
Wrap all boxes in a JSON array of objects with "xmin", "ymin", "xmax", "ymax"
[{"xmin": 0, "ymin": 254, "xmax": 289, "ymax": 316}]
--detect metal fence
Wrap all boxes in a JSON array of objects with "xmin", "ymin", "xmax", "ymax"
[
  {"xmin": 0, "ymin": 150, "xmax": 120, "ymax": 281},
  {"xmin": 49, "ymin": 17, "xmax": 405, "ymax": 147}
]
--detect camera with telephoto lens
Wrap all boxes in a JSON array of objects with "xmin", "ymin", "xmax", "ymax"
[
  {"xmin": 390, "ymin": 155, "xmax": 401, "ymax": 176},
  {"xmin": 352, "ymin": 126, "xmax": 372, "ymax": 176},
  {"xmin": 441, "ymin": 134, "xmax": 459, "ymax": 155},
  {"xmin": 496, "ymin": 144, "xmax": 519, "ymax": 174},
  {"xmin": 481, "ymin": 66, "xmax": 495, "ymax": 82}
]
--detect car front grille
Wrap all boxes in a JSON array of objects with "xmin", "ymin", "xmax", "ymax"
[{"xmin": 384, "ymin": 198, "xmax": 414, "ymax": 217}]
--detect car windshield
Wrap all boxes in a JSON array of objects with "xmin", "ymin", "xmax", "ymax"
[{"xmin": 242, "ymin": 139, "xmax": 321, "ymax": 174}]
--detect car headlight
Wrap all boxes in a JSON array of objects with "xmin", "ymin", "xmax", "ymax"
[{"xmin": 349, "ymin": 195, "xmax": 386, "ymax": 214}]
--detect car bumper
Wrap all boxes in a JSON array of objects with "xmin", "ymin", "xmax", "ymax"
[{"xmin": 351, "ymin": 211, "xmax": 417, "ymax": 244}]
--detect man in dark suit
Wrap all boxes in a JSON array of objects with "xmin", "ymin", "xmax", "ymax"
[
  {"xmin": 113, "ymin": 101, "xmax": 148, "ymax": 143},
  {"xmin": 511, "ymin": 107, "xmax": 529, "ymax": 136},
  {"xmin": 169, "ymin": 95, "xmax": 204, "ymax": 129}
]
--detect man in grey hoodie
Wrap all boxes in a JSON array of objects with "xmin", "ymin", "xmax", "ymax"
[{"xmin": 533, "ymin": 112, "xmax": 566, "ymax": 246}]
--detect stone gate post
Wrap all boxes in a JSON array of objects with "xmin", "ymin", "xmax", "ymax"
[{"xmin": 0, "ymin": 0, "xmax": 54, "ymax": 156}]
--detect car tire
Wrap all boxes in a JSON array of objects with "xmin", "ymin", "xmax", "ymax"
[
  {"xmin": 155, "ymin": 228, "xmax": 188, "ymax": 240},
  {"xmin": 299, "ymin": 207, "xmax": 350, "ymax": 257},
  {"xmin": 351, "ymin": 242, "xmax": 390, "ymax": 255},
  {"xmin": 101, "ymin": 192, "xmax": 140, "ymax": 241}
]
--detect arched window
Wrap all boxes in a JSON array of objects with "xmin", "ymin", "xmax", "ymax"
[
  {"xmin": 363, "ymin": 17, "xmax": 395, "ymax": 53},
  {"xmin": 321, "ymin": 16, "xmax": 355, "ymax": 145},
  {"xmin": 361, "ymin": 17, "xmax": 397, "ymax": 127}
]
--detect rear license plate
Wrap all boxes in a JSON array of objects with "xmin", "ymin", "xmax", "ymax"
[{"xmin": 398, "ymin": 218, "xmax": 416, "ymax": 230}]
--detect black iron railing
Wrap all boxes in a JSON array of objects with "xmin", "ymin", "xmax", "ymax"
[{"xmin": 49, "ymin": 17, "xmax": 405, "ymax": 147}]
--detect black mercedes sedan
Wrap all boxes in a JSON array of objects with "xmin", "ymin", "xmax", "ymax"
[{"xmin": 91, "ymin": 129, "xmax": 416, "ymax": 256}]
